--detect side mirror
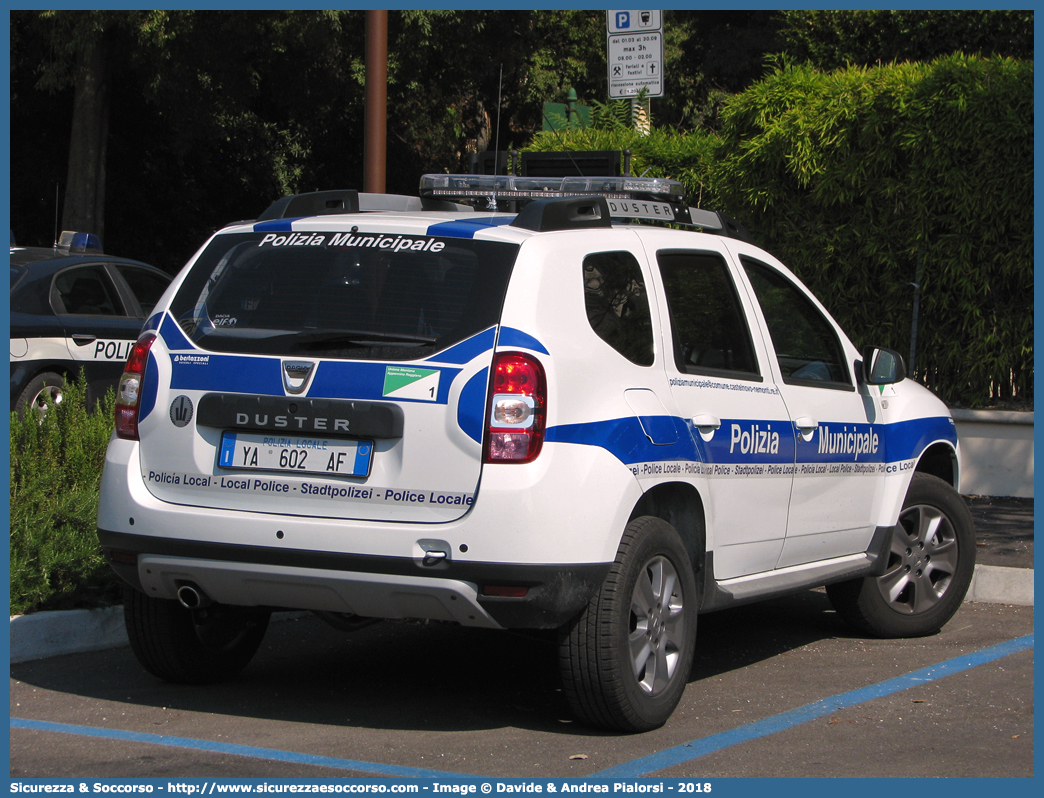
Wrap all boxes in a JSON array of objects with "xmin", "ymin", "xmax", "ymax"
[{"xmin": 862, "ymin": 346, "xmax": 907, "ymax": 385}]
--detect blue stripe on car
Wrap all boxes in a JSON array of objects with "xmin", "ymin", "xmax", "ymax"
[
  {"xmin": 457, "ymin": 368, "xmax": 489, "ymax": 443},
  {"xmin": 547, "ymin": 417, "xmax": 700, "ymax": 465},
  {"xmin": 425, "ymin": 218, "xmax": 515, "ymax": 239},
  {"xmin": 546, "ymin": 415, "xmax": 953, "ymax": 468},
  {"xmin": 139, "ymin": 350, "xmax": 160, "ymax": 423},
  {"xmin": 159, "ymin": 313, "xmax": 195, "ymax": 351},
  {"xmin": 882, "ymin": 416, "xmax": 958, "ymax": 461},
  {"xmin": 143, "ymin": 312, "xmax": 163, "ymax": 333},
  {"xmin": 497, "ymin": 327, "xmax": 550, "ymax": 355},
  {"xmin": 170, "ymin": 354, "xmax": 284, "ymax": 394},
  {"xmin": 310, "ymin": 361, "xmax": 461, "ymax": 404},
  {"xmin": 253, "ymin": 219, "xmax": 301, "ymax": 232}
]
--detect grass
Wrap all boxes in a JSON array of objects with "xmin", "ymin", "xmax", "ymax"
[{"xmin": 9, "ymin": 375, "xmax": 124, "ymax": 615}]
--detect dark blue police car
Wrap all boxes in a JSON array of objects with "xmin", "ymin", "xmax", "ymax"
[{"xmin": 10, "ymin": 231, "xmax": 171, "ymax": 416}]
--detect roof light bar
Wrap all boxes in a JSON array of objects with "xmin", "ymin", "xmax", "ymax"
[
  {"xmin": 419, "ymin": 174, "xmax": 755, "ymax": 241},
  {"xmin": 419, "ymin": 174, "xmax": 685, "ymax": 204}
]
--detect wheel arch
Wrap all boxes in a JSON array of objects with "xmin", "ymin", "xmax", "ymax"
[
  {"xmin": 915, "ymin": 441, "xmax": 958, "ymax": 489},
  {"xmin": 629, "ymin": 481, "xmax": 707, "ymax": 600}
]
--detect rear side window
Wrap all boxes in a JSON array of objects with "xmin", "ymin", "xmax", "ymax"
[
  {"xmin": 115, "ymin": 264, "xmax": 171, "ymax": 317},
  {"xmin": 583, "ymin": 251, "xmax": 654, "ymax": 366},
  {"xmin": 657, "ymin": 250, "xmax": 760, "ymax": 380},
  {"xmin": 170, "ymin": 232, "xmax": 518, "ymax": 360},
  {"xmin": 742, "ymin": 257, "xmax": 851, "ymax": 389}
]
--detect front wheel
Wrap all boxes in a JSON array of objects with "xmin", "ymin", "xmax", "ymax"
[
  {"xmin": 123, "ymin": 586, "xmax": 270, "ymax": 684},
  {"xmin": 827, "ymin": 472, "xmax": 975, "ymax": 638},
  {"xmin": 559, "ymin": 516, "xmax": 697, "ymax": 732}
]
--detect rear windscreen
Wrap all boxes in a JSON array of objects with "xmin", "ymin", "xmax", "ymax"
[{"xmin": 169, "ymin": 231, "xmax": 518, "ymax": 360}]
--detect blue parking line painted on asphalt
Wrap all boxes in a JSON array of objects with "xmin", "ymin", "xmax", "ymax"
[
  {"xmin": 593, "ymin": 634, "xmax": 1034, "ymax": 778},
  {"xmin": 10, "ymin": 635, "xmax": 1033, "ymax": 779},
  {"xmin": 9, "ymin": 718, "xmax": 475, "ymax": 778}
]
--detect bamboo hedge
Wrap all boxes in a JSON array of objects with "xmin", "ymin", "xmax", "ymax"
[{"xmin": 530, "ymin": 54, "xmax": 1033, "ymax": 408}]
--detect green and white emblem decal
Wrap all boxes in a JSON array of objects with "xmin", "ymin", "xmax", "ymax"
[{"xmin": 383, "ymin": 366, "xmax": 441, "ymax": 402}]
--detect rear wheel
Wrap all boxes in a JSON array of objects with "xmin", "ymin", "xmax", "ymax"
[
  {"xmin": 559, "ymin": 516, "xmax": 697, "ymax": 732},
  {"xmin": 123, "ymin": 586, "xmax": 270, "ymax": 684},
  {"xmin": 827, "ymin": 472, "xmax": 975, "ymax": 637}
]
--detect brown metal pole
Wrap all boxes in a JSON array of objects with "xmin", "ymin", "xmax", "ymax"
[{"xmin": 364, "ymin": 10, "xmax": 388, "ymax": 194}]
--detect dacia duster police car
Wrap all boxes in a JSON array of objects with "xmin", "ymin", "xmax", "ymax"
[{"xmin": 97, "ymin": 175, "xmax": 974, "ymax": 732}]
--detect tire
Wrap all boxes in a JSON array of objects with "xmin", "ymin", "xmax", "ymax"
[
  {"xmin": 123, "ymin": 585, "xmax": 270, "ymax": 684},
  {"xmin": 827, "ymin": 472, "xmax": 975, "ymax": 638},
  {"xmin": 15, "ymin": 371, "xmax": 65, "ymax": 420},
  {"xmin": 559, "ymin": 516, "xmax": 698, "ymax": 732}
]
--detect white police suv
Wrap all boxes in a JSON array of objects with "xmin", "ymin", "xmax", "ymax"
[{"xmin": 97, "ymin": 175, "xmax": 974, "ymax": 732}]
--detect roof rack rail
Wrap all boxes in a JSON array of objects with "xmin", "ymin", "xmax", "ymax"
[
  {"xmin": 256, "ymin": 190, "xmax": 467, "ymax": 221},
  {"xmin": 511, "ymin": 196, "xmax": 612, "ymax": 232},
  {"xmin": 257, "ymin": 190, "xmax": 360, "ymax": 221}
]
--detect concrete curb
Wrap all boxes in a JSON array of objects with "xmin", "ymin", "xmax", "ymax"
[
  {"xmin": 10, "ymin": 606, "xmax": 127, "ymax": 664},
  {"xmin": 966, "ymin": 564, "xmax": 1035, "ymax": 607},
  {"xmin": 10, "ymin": 566, "xmax": 1034, "ymax": 664}
]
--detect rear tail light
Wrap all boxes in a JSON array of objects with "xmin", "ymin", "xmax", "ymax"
[
  {"xmin": 115, "ymin": 334, "xmax": 156, "ymax": 440},
  {"xmin": 485, "ymin": 352, "xmax": 546, "ymax": 463}
]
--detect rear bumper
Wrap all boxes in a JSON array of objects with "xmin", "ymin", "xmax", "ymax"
[{"xmin": 98, "ymin": 529, "xmax": 609, "ymax": 629}]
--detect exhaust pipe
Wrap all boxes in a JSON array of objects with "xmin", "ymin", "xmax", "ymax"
[{"xmin": 176, "ymin": 583, "xmax": 212, "ymax": 609}]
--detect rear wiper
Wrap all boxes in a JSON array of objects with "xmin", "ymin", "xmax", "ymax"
[{"xmin": 292, "ymin": 330, "xmax": 438, "ymax": 349}]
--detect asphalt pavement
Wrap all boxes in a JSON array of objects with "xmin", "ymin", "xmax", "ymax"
[
  {"xmin": 8, "ymin": 496, "xmax": 1034, "ymax": 664},
  {"xmin": 965, "ymin": 495, "xmax": 1034, "ymax": 568}
]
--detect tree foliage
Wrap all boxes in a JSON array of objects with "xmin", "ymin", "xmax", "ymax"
[
  {"xmin": 778, "ymin": 10, "xmax": 1033, "ymax": 70},
  {"xmin": 711, "ymin": 55, "xmax": 1033, "ymax": 407},
  {"xmin": 529, "ymin": 54, "xmax": 1032, "ymax": 408},
  {"xmin": 10, "ymin": 11, "xmax": 1032, "ymax": 407}
]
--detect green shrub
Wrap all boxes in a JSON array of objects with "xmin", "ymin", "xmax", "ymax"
[
  {"xmin": 9, "ymin": 375, "xmax": 123, "ymax": 615},
  {"xmin": 711, "ymin": 54, "xmax": 1032, "ymax": 407}
]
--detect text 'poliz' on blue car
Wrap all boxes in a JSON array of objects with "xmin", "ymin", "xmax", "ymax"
[{"xmin": 10, "ymin": 231, "xmax": 171, "ymax": 418}]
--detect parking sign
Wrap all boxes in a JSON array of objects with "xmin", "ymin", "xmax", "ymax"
[
  {"xmin": 607, "ymin": 10, "xmax": 661, "ymax": 33},
  {"xmin": 607, "ymin": 10, "xmax": 663, "ymax": 99}
]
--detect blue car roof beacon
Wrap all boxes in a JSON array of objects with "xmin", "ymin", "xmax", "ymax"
[{"xmin": 57, "ymin": 231, "xmax": 102, "ymax": 254}]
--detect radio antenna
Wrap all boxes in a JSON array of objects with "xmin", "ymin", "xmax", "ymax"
[
  {"xmin": 53, "ymin": 183, "xmax": 59, "ymax": 249},
  {"xmin": 487, "ymin": 64, "xmax": 504, "ymax": 212}
]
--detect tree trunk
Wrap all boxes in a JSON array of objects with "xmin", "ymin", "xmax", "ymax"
[{"xmin": 61, "ymin": 32, "xmax": 109, "ymax": 245}]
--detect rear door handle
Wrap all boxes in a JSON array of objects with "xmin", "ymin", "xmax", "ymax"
[
  {"xmin": 71, "ymin": 334, "xmax": 97, "ymax": 346},
  {"xmin": 691, "ymin": 414, "xmax": 721, "ymax": 432}
]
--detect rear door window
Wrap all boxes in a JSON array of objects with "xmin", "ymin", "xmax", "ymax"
[
  {"xmin": 657, "ymin": 250, "xmax": 761, "ymax": 380},
  {"xmin": 583, "ymin": 251, "xmax": 655, "ymax": 366},
  {"xmin": 113, "ymin": 264, "xmax": 171, "ymax": 317}
]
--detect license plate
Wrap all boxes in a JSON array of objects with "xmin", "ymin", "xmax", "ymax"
[{"xmin": 218, "ymin": 432, "xmax": 372, "ymax": 477}]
